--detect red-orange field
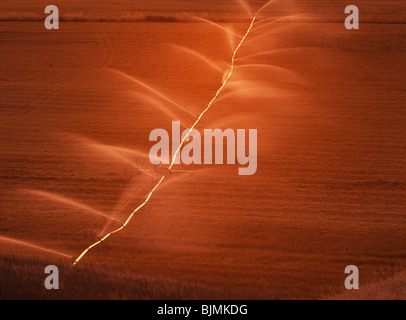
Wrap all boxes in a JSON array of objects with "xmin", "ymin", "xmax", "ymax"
[{"xmin": 0, "ymin": 1, "xmax": 405, "ymax": 299}]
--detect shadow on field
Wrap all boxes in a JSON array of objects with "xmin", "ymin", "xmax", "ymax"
[{"xmin": 0, "ymin": 254, "xmax": 271, "ymax": 300}]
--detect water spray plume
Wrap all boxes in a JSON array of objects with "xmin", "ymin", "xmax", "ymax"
[
  {"xmin": 0, "ymin": 235, "xmax": 73, "ymax": 259},
  {"xmin": 251, "ymin": 14, "xmax": 304, "ymax": 33},
  {"xmin": 109, "ymin": 68, "xmax": 197, "ymax": 118},
  {"xmin": 233, "ymin": 64, "xmax": 303, "ymax": 86},
  {"xmin": 23, "ymin": 189, "xmax": 123, "ymax": 223},
  {"xmin": 72, "ymin": 16, "xmax": 257, "ymax": 266},
  {"xmin": 100, "ymin": 175, "xmax": 153, "ymax": 236},
  {"xmin": 76, "ymin": 135, "xmax": 158, "ymax": 178},
  {"xmin": 78, "ymin": 135, "xmax": 151, "ymax": 161},
  {"xmin": 255, "ymin": 0, "xmax": 275, "ymax": 15},
  {"xmin": 193, "ymin": 17, "xmax": 241, "ymax": 52},
  {"xmin": 236, "ymin": 47, "xmax": 314, "ymax": 61},
  {"xmin": 226, "ymin": 29, "xmax": 237, "ymax": 52},
  {"xmin": 132, "ymin": 91, "xmax": 189, "ymax": 128},
  {"xmin": 94, "ymin": 143, "xmax": 150, "ymax": 161},
  {"xmin": 234, "ymin": 0, "xmax": 253, "ymax": 18},
  {"xmin": 236, "ymin": 63, "xmax": 297, "ymax": 73},
  {"xmin": 213, "ymin": 86, "xmax": 288, "ymax": 105},
  {"xmin": 173, "ymin": 45, "xmax": 226, "ymax": 73},
  {"xmin": 193, "ymin": 17, "xmax": 242, "ymax": 38},
  {"xmin": 90, "ymin": 143, "xmax": 156, "ymax": 178}
]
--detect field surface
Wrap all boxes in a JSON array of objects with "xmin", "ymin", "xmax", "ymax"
[{"xmin": 0, "ymin": 1, "xmax": 405, "ymax": 299}]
